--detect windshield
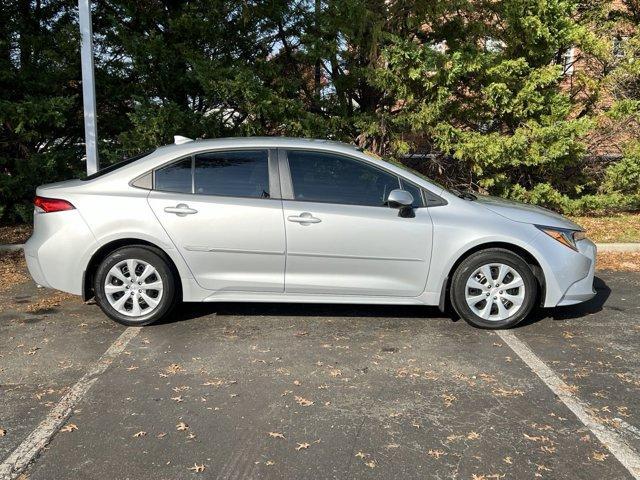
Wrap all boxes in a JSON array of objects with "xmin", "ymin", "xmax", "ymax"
[{"xmin": 82, "ymin": 149, "xmax": 156, "ymax": 181}]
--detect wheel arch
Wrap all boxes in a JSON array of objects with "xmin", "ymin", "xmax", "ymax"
[
  {"xmin": 438, "ymin": 241, "xmax": 546, "ymax": 312},
  {"xmin": 82, "ymin": 238, "xmax": 183, "ymax": 301}
]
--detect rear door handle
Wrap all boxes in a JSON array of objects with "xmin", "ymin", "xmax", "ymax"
[
  {"xmin": 287, "ymin": 212, "xmax": 321, "ymax": 224},
  {"xmin": 164, "ymin": 203, "xmax": 198, "ymax": 216}
]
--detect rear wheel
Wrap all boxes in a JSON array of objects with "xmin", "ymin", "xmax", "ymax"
[
  {"xmin": 94, "ymin": 246, "xmax": 177, "ymax": 326},
  {"xmin": 450, "ymin": 248, "xmax": 538, "ymax": 329}
]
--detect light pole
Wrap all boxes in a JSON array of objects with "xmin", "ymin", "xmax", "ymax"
[{"xmin": 78, "ymin": 0, "xmax": 99, "ymax": 175}]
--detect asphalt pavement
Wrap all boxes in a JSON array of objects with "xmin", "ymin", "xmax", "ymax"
[{"xmin": 0, "ymin": 266, "xmax": 638, "ymax": 479}]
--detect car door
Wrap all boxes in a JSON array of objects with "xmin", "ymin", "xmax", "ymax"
[
  {"xmin": 280, "ymin": 149, "xmax": 433, "ymax": 297},
  {"xmin": 147, "ymin": 148, "xmax": 286, "ymax": 292}
]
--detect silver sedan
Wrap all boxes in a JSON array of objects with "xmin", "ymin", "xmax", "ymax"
[{"xmin": 25, "ymin": 137, "xmax": 596, "ymax": 329}]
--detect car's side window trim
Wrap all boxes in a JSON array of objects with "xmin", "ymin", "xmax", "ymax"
[
  {"xmin": 399, "ymin": 177, "xmax": 426, "ymax": 208},
  {"xmin": 277, "ymin": 148, "xmax": 294, "ymax": 199},
  {"xmin": 150, "ymin": 148, "xmax": 282, "ymax": 200}
]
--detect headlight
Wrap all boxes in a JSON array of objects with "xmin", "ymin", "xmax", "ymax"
[{"xmin": 536, "ymin": 225, "xmax": 586, "ymax": 251}]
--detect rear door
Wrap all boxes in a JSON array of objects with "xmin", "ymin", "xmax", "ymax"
[
  {"xmin": 147, "ymin": 148, "xmax": 286, "ymax": 292},
  {"xmin": 280, "ymin": 149, "xmax": 433, "ymax": 297}
]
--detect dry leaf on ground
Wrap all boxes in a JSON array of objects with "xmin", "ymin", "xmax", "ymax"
[
  {"xmin": 60, "ymin": 423, "xmax": 78, "ymax": 433},
  {"xmin": 294, "ymin": 396, "xmax": 313, "ymax": 407},
  {"xmin": 0, "ymin": 224, "xmax": 32, "ymax": 244},
  {"xmin": 188, "ymin": 463, "xmax": 206, "ymax": 473},
  {"xmin": 597, "ymin": 252, "xmax": 640, "ymax": 271},
  {"xmin": 267, "ymin": 431, "xmax": 285, "ymax": 439}
]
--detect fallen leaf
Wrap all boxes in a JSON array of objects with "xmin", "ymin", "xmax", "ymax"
[
  {"xmin": 492, "ymin": 387, "xmax": 524, "ymax": 397},
  {"xmin": 591, "ymin": 451, "xmax": 608, "ymax": 462},
  {"xmin": 266, "ymin": 460, "xmax": 275, "ymax": 466},
  {"xmin": 165, "ymin": 363, "xmax": 184, "ymax": 374},
  {"xmin": 365, "ymin": 460, "xmax": 376, "ymax": 468},
  {"xmin": 268, "ymin": 432, "xmax": 285, "ymax": 439},
  {"xmin": 157, "ymin": 432, "xmax": 167, "ymax": 438},
  {"xmin": 171, "ymin": 395, "xmax": 184, "ymax": 403},
  {"xmin": 176, "ymin": 422, "xmax": 189, "ymax": 431},
  {"xmin": 188, "ymin": 463, "xmax": 206, "ymax": 473},
  {"xmin": 294, "ymin": 396, "xmax": 314, "ymax": 407},
  {"xmin": 467, "ymin": 431, "xmax": 481, "ymax": 440},
  {"xmin": 133, "ymin": 431, "xmax": 146, "ymax": 438},
  {"xmin": 355, "ymin": 452, "xmax": 366, "ymax": 458},
  {"xmin": 427, "ymin": 449, "xmax": 446, "ymax": 458},
  {"xmin": 503, "ymin": 457, "xmax": 512, "ymax": 465},
  {"xmin": 296, "ymin": 442, "xmax": 311, "ymax": 451},
  {"xmin": 60, "ymin": 423, "xmax": 78, "ymax": 433},
  {"xmin": 0, "ymin": 429, "xmax": 6, "ymax": 436},
  {"xmin": 442, "ymin": 393, "xmax": 456, "ymax": 407}
]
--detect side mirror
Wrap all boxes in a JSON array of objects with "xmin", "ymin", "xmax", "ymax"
[{"xmin": 387, "ymin": 189, "xmax": 415, "ymax": 217}]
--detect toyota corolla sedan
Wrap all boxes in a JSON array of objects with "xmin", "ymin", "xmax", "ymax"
[{"xmin": 24, "ymin": 137, "xmax": 596, "ymax": 329}]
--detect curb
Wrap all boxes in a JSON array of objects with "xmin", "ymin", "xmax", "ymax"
[
  {"xmin": 596, "ymin": 243, "xmax": 640, "ymax": 252},
  {"xmin": 2, "ymin": 242, "xmax": 640, "ymax": 254}
]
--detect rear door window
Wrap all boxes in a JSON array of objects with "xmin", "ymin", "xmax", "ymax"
[
  {"xmin": 154, "ymin": 158, "xmax": 192, "ymax": 193},
  {"xmin": 194, "ymin": 150, "xmax": 270, "ymax": 198}
]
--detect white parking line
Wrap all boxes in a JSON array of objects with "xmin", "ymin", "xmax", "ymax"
[
  {"xmin": 0, "ymin": 327, "xmax": 141, "ymax": 480},
  {"xmin": 497, "ymin": 330, "xmax": 640, "ymax": 480}
]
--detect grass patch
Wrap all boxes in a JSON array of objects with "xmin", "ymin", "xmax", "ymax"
[{"xmin": 569, "ymin": 212, "xmax": 640, "ymax": 243}]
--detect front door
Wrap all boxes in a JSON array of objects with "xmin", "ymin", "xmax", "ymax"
[
  {"xmin": 147, "ymin": 149, "xmax": 286, "ymax": 292},
  {"xmin": 281, "ymin": 149, "xmax": 433, "ymax": 297}
]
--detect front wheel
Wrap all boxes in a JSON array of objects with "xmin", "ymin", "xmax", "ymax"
[
  {"xmin": 94, "ymin": 246, "xmax": 178, "ymax": 326},
  {"xmin": 450, "ymin": 248, "xmax": 538, "ymax": 329}
]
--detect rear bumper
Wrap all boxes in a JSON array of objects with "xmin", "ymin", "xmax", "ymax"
[
  {"xmin": 556, "ymin": 239, "xmax": 597, "ymax": 306},
  {"xmin": 24, "ymin": 209, "xmax": 96, "ymax": 295},
  {"xmin": 24, "ymin": 248, "xmax": 51, "ymax": 288}
]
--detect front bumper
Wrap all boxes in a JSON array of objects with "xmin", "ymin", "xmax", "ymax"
[{"xmin": 556, "ymin": 239, "xmax": 597, "ymax": 306}]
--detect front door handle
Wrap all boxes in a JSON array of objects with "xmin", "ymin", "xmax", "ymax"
[
  {"xmin": 164, "ymin": 203, "xmax": 198, "ymax": 216},
  {"xmin": 287, "ymin": 212, "xmax": 321, "ymax": 224}
]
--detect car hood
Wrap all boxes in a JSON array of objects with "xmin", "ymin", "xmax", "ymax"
[{"xmin": 474, "ymin": 195, "xmax": 583, "ymax": 230}]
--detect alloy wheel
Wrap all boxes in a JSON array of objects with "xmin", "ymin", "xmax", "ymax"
[
  {"xmin": 464, "ymin": 263, "xmax": 525, "ymax": 321},
  {"xmin": 104, "ymin": 259, "xmax": 164, "ymax": 317}
]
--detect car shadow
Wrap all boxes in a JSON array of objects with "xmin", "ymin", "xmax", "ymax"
[
  {"xmin": 518, "ymin": 276, "xmax": 611, "ymax": 327},
  {"xmin": 156, "ymin": 276, "xmax": 611, "ymax": 328},
  {"xmin": 157, "ymin": 302, "xmax": 443, "ymax": 326}
]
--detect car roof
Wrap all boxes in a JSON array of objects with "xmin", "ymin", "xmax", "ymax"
[{"xmin": 153, "ymin": 137, "xmax": 362, "ymax": 156}]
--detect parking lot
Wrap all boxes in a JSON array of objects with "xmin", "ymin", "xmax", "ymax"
[{"xmin": 1, "ymin": 256, "xmax": 639, "ymax": 479}]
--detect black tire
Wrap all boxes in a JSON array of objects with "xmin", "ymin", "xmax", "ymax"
[
  {"xmin": 450, "ymin": 248, "xmax": 538, "ymax": 329},
  {"xmin": 94, "ymin": 246, "xmax": 178, "ymax": 326}
]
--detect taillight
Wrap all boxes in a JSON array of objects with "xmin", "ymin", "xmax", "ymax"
[{"xmin": 34, "ymin": 196, "xmax": 76, "ymax": 213}]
